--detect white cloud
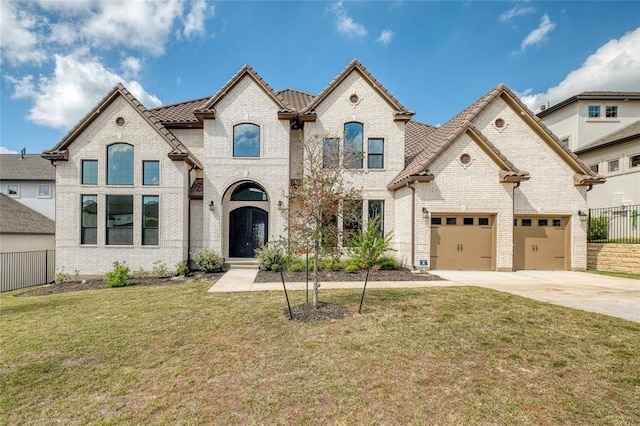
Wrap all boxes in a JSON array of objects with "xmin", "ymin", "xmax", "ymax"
[
  {"xmin": 8, "ymin": 54, "xmax": 161, "ymax": 130},
  {"xmin": 519, "ymin": 13, "xmax": 555, "ymax": 52},
  {"xmin": 0, "ymin": 147, "xmax": 19, "ymax": 154},
  {"xmin": 329, "ymin": 1, "xmax": 367, "ymax": 38},
  {"xmin": 183, "ymin": 0, "xmax": 214, "ymax": 38},
  {"xmin": 499, "ymin": 5, "xmax": 535, "ymax": 22},
  {"xmin": 121, "ymin": 56, "xmax": 142, "ymax": 79},
  {"xmin": 519, "ymin": 27, "xmax": 640, "ymax": 112},
  {"xmin": 0, "ymin": 2, "xmax": 47, "ymax": 65},
  {"xmin": 377, "ymin": 29, "xmax": 394, "ymax": 45}
]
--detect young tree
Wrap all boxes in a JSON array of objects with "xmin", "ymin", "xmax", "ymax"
[{"xmin": 285, "ymin": 132, "xmax": 362, "ymax": 308}]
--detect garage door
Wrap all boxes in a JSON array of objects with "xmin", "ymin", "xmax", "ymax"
[
  {"xmin": 514, "ymin": 216, "xmax": 568, "ymax": 270},
  {"xmin": 430, "ymin": 215, "xmax": 494, "ymax": 270}
]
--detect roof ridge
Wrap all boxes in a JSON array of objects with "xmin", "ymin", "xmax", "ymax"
[
  {"xmin": 278, "ymin": 88, "xmax": 317, "ymax": 97},
  {"xmin": 150, "ymin": 96, "xmax": 211, "ymax": 111}
]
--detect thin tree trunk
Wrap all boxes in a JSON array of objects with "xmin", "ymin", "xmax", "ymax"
[
  {"xmin": 281, "ymin": 270, "xmax": 293, "ymax": 320},
  {"xmin": 312, "ymin": 250, "xmax": 319, "ymax": 308},
  {"xmin": 359, "ymin": 266, "xmax": 371, "ymax": 314}
]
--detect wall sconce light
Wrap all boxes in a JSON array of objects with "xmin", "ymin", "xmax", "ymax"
[
  {"xmin": 422, "ymin": 207, "xmax": 429, "ymax": 218},
  {"xmin": 209, "ymin": 201, "xmax": 215, "ymax": 211},
  {"xmin": 578, "ymin": 210, "xmax": 588, "ymax": 221}
]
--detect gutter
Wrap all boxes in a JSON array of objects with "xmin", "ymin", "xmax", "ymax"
[{"xmin": 408, "ymin": 182, "xmax": 416, "ymax": 270}]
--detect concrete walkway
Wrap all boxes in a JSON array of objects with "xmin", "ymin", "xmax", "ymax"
[{"xmin": 208, "ymin": 269, "xmax": 640, "ymax": 322}]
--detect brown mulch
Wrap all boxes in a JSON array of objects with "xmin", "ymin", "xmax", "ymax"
[
  {"xmin": 18, "ymin": 272, "xmax": 225, "ymax": 297},
  {"xmin": 256, "ymin": 268, "xmax": 442, "ymax": 283},
  {"xmin": 285, "ymin": 301, "xmax": 351, "ymax": 322}
]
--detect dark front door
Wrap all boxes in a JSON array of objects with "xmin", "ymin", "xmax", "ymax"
[{"xmin": 229, "ymin": 207, "xmax": 268, "ymax": 258}]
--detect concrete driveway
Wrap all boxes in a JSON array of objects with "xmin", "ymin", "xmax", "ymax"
[{"xmin": 435, "ymin": 270, "xmax": 640, "ymax": 323}]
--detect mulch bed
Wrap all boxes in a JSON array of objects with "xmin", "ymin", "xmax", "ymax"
[
  {"xmin": 285, "ymin": 301, "xmax": 351, "ymax": 322},
  {"xmin": 256, "ymin": 268, "xmax": 441, "ymax": 283}
]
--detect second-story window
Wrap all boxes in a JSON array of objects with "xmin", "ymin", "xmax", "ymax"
[
  {"xmin": 588, "ymin": 105, "xmax": 600, "ymax": 118},
  {"xmin": 233, "ymin": 123, "xmax": 260, "ymax": 157},
  {"xmin": 344, "ymin": 122, "xmax": 363, "ymax": 169},
  {"xmin": 605, "ymin": 106, "xmax": 618, "ymax": 118},
  {"xmin": 107, "ymin": 143, "xmax": 134, "ymax": 185},
  {"xmin": 82, "ymin": 160, "xmax": 98, "ymax": 185},
  {"xmin": 367, "ymin": 138, "xmax": 384, "ymax": 169},
  {"xmin": 143, "ymin": 161, "xmax": 160, "ymax": 185}
]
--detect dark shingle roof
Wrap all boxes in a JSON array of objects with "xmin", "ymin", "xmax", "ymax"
[
  {"xmin": 277, "ymin": 89, "xmax": 316, "ymax": 112},
  {"xmin": 0, "ymin": 193, "xmax": 55, "ymax": 234},
  {"xmin": 0, "ymin": 154, "xmax": 55, "ymax": 180},
  {"xmin": 575, "ymin": 119, "xmax": 640, "ymax": 154},
  {"xmin": 150, "ymin": 97, "xmax": 209, "ymax": 124},
  {"xmin": 537, "ymin": 91, "xmax": 640, "ymax": 117}
]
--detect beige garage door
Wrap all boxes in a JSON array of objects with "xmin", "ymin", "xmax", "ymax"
[
  {"xmin": 514, "ymin": 216, "xmax": 568, "ymax": 270},
  {"xmin": 430, "ymin": 215, "xmax": 494, "ymax": 270}
]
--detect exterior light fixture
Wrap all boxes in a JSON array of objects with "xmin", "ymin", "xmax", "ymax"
[
  {"xmin": 578, "ymin": 210, "xmax": 588, "ymax": 221},
  {"xmin": 422, "ymin": 207, "xmax": 429, "ymax": 218},
  {"xmin": 209, "ymin": 201, "xmax": 215, "ymax": 211},
  {"xmin": 278, "ymin": 200, "xmax": 283, "ymax": 208}
]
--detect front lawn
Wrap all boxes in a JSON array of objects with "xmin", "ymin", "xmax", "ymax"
[{"xmin": 2, "ymin": 282, "xmax": 639, "ymax": 424}]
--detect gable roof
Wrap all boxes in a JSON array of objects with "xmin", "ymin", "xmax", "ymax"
[
  {"xmin": 42, "ymin": 84, "xmax": 202, "ymax": 169},
  {"xmin": 390, "ymin": 83, "xmax": 604, "ymax": 190},
  {"xmin": 150, "ymin": 96, "xmax": 209, "ymax": 127},
  {"xmin": 277, "ymin": 89, "xmax": 316, "ymax": 112},
  {"xmin": 302, "ymin": 59, "xmax": 415, "ymax": 121},
  {"xmin": 537, "ymin": 91, "xmax": 640, "ymax": 117},
  {"xmin": 194, "ymin": 65, "xmax": 293, "ymax": 121},
  {"xmin": 575, "ymin": 119, "xmax": 640, "ymax": 155},
  {"xmin": 0, "ymin": 194, "xmax": 55, "ymax": 235},
  {"xmin": 0, "ymin": 154, "xmax": 55, "ymax": 181}
]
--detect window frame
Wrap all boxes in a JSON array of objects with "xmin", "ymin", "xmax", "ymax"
[
  {"xmin": 629, "ymin": 153, "xmax": 640, "ymax": 170},
  {"xmin": 81, "ymin": 195, "xmax": 98, "ymax": 245},
  {"xmin": 142, "ymin": 160, "xmax": 160, "ymax": 186},
  {"xmin": 589, "ymin": 163, "xmax": 599, "ymax": 174},
  {"xmin": 142, "ymin": 195, "xmax": 159, "ymax": 246},
  {"xmin": 322, "ymin": 137, "xmax": 340, "ymax": 169},
  {"xmin": 81, "ymin": 159, "xmax": 98, "ymax": 185},
  {"xmin": 106, "ymin": 143, "xmax": 134, "ymax": 185},
  {"xmin": 588, "ymin": 105, "xmax": 601, "ymax": 118},
  {"xmin": 106, "ymin": 195, "xmax": 134, "ymax": 245},
  {"xmin": 37, "ymin": 184, "xmax": 51, "ymax": 198},
  {"xmin": 344, "ymin": 122, "xmax": 364, "ymax": 169},
  {"xmin": 343, "ymin": 199, "xmax": 363, "ymax": 246},
  {"xmin": 367, "ymin": 138, "xmax": 384, "ymax": 169},
  {"xmin": 605, "ymin": 105, "xmax": 618, "ymax": 118},
  {"xmin": 607, "ymin": 158, "xmax": 620, "ymax": 174},
  {"xmin": 368, "ymin": 199, "xmax": 385, "ymax": 235},
  {"xmin": 233, "ymin": 123, "xmax": 260, "ymax": 158},
  {"xmin": 7, "ymin": 184, "xmax": 20, "ymax": 198}
]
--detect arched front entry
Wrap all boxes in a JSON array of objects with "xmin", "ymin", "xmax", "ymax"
[{"xmin": 229, "ymin": 207, "xmax": 268, "ymax": 257}]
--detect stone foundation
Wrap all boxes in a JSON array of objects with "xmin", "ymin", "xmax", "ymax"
[{"xmin": 587, "ymin": 243, "xmax": 640, "ymax": 274}]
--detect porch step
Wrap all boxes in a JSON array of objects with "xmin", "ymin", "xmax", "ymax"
[{"xmin": 225, "ymin": 258, "xmax": 260, "ymax": 270}]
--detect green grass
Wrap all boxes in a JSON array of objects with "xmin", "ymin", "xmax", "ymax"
[
  {"xmin": 2, "ymin": 282, "xmax": 639, "ymax": 425},
  {"xmin": 587, "ymin": 269, "xmax": 640, "ymax": 280}
]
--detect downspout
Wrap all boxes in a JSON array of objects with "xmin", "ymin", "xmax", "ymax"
[
  {"xmin": 408, "ymin": 182, "xmax": 416, "ymax": 270},
  {"xmin": 512, "ymin": 181, "xmax": 521, "ymax": 271},
  {"xmin": 187, "ymin": 163, "xmax": 196, "ymax": 267}
]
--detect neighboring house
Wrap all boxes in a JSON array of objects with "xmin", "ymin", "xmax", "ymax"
[
  {"xmin": 0, "ymin": 193, "xmax": 55, "ymax": 252},
  {"xmin": 0, "ymin": 152, "xmax": 56, "ymax": 220},
  {"xmin": 43, "ymin": 60, "xmax": 602, "ymax": 275},
  {"xmin": 537, "ymin": 92, "xmax": 640, "ymax": 208}
]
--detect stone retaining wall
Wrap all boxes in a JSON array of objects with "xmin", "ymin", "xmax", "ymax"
[{"xmin": 587, "ymin": 243, "xmax": 640, "ymax": 273}]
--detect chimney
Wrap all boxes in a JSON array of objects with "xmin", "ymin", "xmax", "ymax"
[{"xmin": 21, "ymin": 148, "xmax": 26, "ymax": 159}]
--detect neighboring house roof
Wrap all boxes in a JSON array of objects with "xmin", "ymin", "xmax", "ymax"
[
  {"xmin": 0, "ymin": 154, "xmax": 55, "ymax": 181},
  {"xmin": 0, "ymin": 193, "xmax": 55, "ymax": 235},
  {"xmin": 390, "ymin": 83, "xmax": 604, "ymax": 190},
  {"xmin": 43, "ymin": 83, "xmax": 202, "ymax": 169},
  {"xmin": 150, "ymin": 96, "xmax": 209, "ymax": 127},
  {"xmin": 537, "ymin": 91, "xmax": 640, "ymax": 117},
  {"xmin": 575, "ymin": 119, "xmax": 640, "ymax": 154},
  {"xmin": 303, "ymin": 59, "xmax": 415, "ymax": 121}
]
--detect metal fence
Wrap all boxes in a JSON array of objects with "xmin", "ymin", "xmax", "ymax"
[
  {"xmin": 588, "ymin": 204, "xmax": 640, "ymax": 243},
  {"xmin": 0, "ymin": 250, "xmax": 55, "ymax": 292}
]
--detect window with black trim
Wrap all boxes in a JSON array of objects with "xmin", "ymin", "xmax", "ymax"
[
  {"xmin": 233, "ymin": 123, "xmax": 260, "ymax": 157},
  {"xmin": 143, "ymin": 161, "xmax": 160, "ymax": 185},
  {"xmin": 367, "ymin": 138, "xmax": 384, "ymax": 169},
  {"xmin": 231, "ymin": 183, "xmax": 268, "ymax": 201},
  {"xmin": 344, "ymin": 122, "xmax": 363, "ymax": 169},
  {"xmin": 81, "ymin": 195, "xmax": 97, "ymax": 245},
  {"xmin": 368, "ymin": 200, "xmax": 385, "ymax": 234},
  {"xmin": 344, "ymin": 199, "xmax": 363, "ymax": 245},
  {"xmin": 106, "ymin": 195, "xmax": 133, "ymax": 245},
  {"xmin": 142, "ymin": 195, "xmax": 159, "ymax": 245},
  {"xmin": 107, "ymin": 144, "xmax": 134, "ymax": 185},
  {"xmin": 82, "ymin": 160, "xmax": 98, "ymax": 185},
  {"xmin": 323, "ymin": 138, "xmax": 339, "ymax": 168}
]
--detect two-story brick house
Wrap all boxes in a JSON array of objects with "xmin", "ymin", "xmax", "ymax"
[{"xmin": 43, "ymin": 60, "xmax": 603, "ymax": 276}]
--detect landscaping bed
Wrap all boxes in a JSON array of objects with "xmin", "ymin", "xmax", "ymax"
[{"xmin": 255, "ymin": 268, "xmax": 441, "ymax": 283}]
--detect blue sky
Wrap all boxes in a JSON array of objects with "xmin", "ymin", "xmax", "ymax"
[{"xmin": 1, "ymin": 0, "xmax": 639, "ymax": 154}]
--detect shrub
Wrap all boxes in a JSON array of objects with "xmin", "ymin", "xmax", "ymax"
[
  {"xmin": 193, "ymin": 249, "xmax": 224, "ymax": 273},
  {"xmin": 152, "ymin": 261, "xmax": 169, "ymax": 278},
  {"xmin": 256, "ymin": 240, "xmax": 291, "ymax": 271},
  {"xmin": 288, "ymin": 257, "xmax": 308, "ymax": 272},
  {"xmin": 55, "ymin": 267, "xmax": 70, "ymax": 284},
  {"xmin": 589, "ymin": 216, "xmax": 609, "ymax": 241},
  {"xmin": 176, "ymin": 261, "xmax": 189, "ymax": 276},
  {"xmin": 345, "ymin": 258, "xmax": 362, "ymax": 273},
  {"xmin": 105, "ymin": 261, "xmax": 131, "ymax": 288},
  {"xmin": 376, "ymin": 256, "xmax": 399, "ymax": 270},
  {"xmin": 317, "ymin": 257, "xmax": 343, "ymax": 271},
  {"xmin": 132, "ymin": 267, "xmax": 148, "ymax": 279}
]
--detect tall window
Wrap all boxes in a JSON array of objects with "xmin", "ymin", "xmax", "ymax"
[
  {"xmin": 343, "ymin": 199, "xmax": 363, "ymax": 246},
  {"xmin": 344, "ymin": 122, "xmax": 363, "ymax": 169},
  {"xmin": 233, "ymin": 123, "xmax": 260, "ymax": 157},
  {"xmin": 323, "ymin": 138, "xmax": 339, "ymax": 168},
  {"xmin": 367, "ymin": 138, "xmax": 384, "ymax": 169},
  {"xmin": 106, "ymin": 195, "xmax": 133, "ymax": 245},
  {"xmin": 368, "ymin": 200, "xmax": 385, "ymax": 235},
  {"xmin": 107, "ymin": 144, "xmax": 134, "ymax": 185},
  {"xmin": 143, "ymin": 161, "xmax": 160, "ymax": 185},
  {"xmin": 82, "ymin": 160, "xmax": 98, "ymax": 185},
  {"xmin": 81, "ymin": 195, "xmax": 97, "ymax": 245},
  {"xmin": 588, "ymin": 105, "xmax": 600, "ymax": 118},
  {"xmin": 142, "ymin": 196, "xmax": 159, "ymax": 245}
]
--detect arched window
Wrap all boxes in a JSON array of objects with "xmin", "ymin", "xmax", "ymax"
[
  {"xmin": 233, "ymin": 123, "xmax": 260, "ymax": 157},
  {"xmin": 231, "ymin": 182, "xmax": 268, "ymax": 201},
  {"xmin": 107, "ymin": 143, "xmax": 134, "ymax": 185},
  {"xmin": 344, "ymin": 122, "xmax": 363, "ymax": 169}
]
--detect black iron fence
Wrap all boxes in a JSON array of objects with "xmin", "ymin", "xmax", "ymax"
[
  {"xmin": 0, "ymin": 250, "xmax": 55, "ymax": 292},
  {"xmin": 588, "ymin": 204, "xmax": 640, "ymax": 243}
]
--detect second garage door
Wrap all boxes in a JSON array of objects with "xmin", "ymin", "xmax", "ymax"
[
  {"xmin": 514, "ymin": 216, "xmax": 569, "ymax": 270},
  {"xmin": 430, "ymin": 215, "xmax": 495, "ymax": 270}
]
